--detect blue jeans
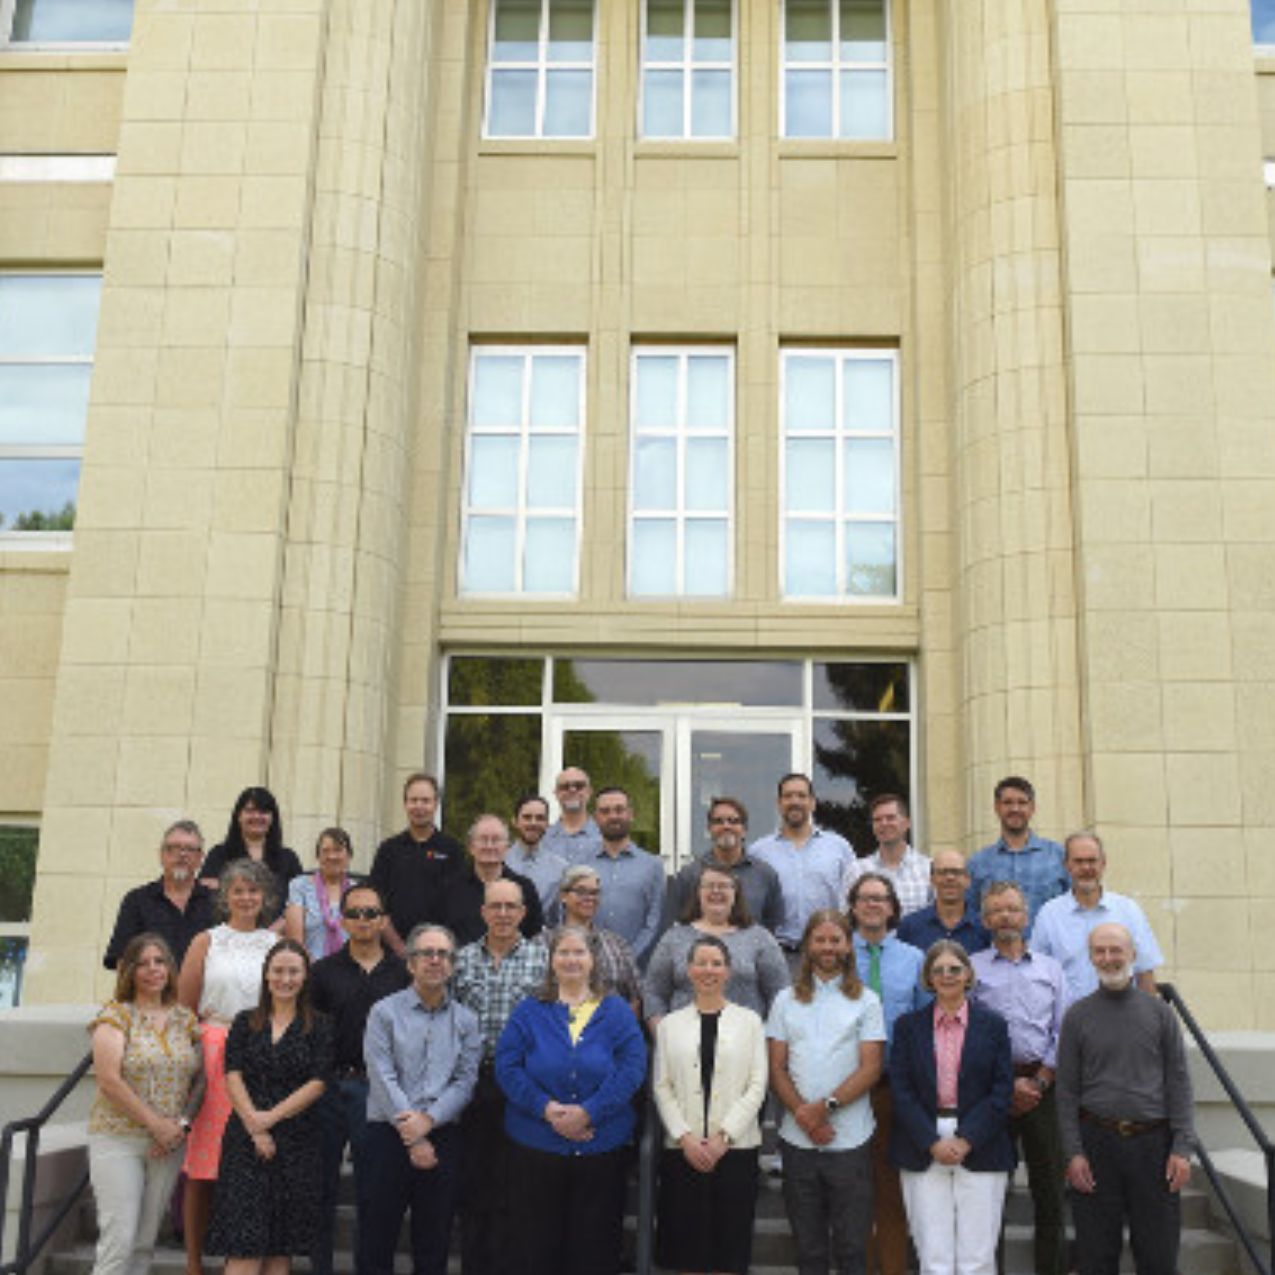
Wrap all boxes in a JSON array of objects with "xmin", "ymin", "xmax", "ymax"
[
  {"xmin": 359, "ymin": 1121, "xmax": 461, "ymax": 1275},
  {"xmin": 312, "ymin": 1076, "xmax": 370, "ymax": 1275}
]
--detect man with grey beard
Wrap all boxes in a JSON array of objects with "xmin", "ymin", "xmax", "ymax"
[{"xmin": 1056, "ymin": 923, "xmax": 1194, "ymax": 1275}]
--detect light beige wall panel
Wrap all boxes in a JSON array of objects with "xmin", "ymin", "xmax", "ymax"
[
  {"xmin": 0, "ymin": 61, "xmax": 125, "ymax": 153},
  {"xmin": 0, "ymin": 183, "xmax": 113, "ymax": 261}
]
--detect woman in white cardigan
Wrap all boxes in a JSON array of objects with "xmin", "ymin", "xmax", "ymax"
[{"xmin": 653, "ymin": 934, "xmax": 769, "ymax": 1275}]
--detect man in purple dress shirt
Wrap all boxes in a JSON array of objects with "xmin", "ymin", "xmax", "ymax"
[{"xmin": 970, "ymin": 881, "xmax": 1071, "ymax": 1275}]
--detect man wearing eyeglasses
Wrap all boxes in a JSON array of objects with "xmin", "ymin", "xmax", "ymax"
[
  {"xmin": 443, "ymin": 814, "xmax": 544, "ymax": 947},
  {"xmin": 103, "ymin": 820, "xmax": 215, "ymax": 969},
  {"xmin": 670, "ymin": 796, "xmax": 784, "ymax": 933},
  {"xmin": 896, "ymin": 850, "xmax": 990, "ymax": 955},
  {"xmin": 362, "ymin": 924, "xmax": 482, "ymax": 1275},
  {"xmin": 309, "ymin": 883, "xmax": 410, "ymax": 1275},
  {"xmin": 540, "ymin": 766, "xmax": 603, "ymax": 863},
  {"xmin": 453, "ymin": 880, "xmax": 548, "ymax": 1275}
]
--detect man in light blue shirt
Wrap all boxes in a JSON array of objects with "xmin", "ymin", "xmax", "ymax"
[
  {"xmin": 966, "ymin": 775, "xmax": 1068, "ymax": 925},
  {"xmin": 504, "ymin": 793, "xmax": 568, "ymax": 917},
  {"xmin": 750, "ymin": 772, "xmax": 855, "ymax": 953},
  {"xmin": 582, "ymin": 785, "xmax": 666, "ymax": 966},
  {"xmin": 768, "ymin": 908, "xmax": 886, "ymax": 1275},
  {"xmin": 1031, "ymin": 831, "xmax": 1164, "ymax": 998},
  {"xmin": 540, "ymin": 766, "xmax": 603, "ymax": 863}
]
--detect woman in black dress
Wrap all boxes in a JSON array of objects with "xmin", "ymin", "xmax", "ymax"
[{"xmin": 206, "ymin": 939, "xmax": 331, "ymax": 1275}]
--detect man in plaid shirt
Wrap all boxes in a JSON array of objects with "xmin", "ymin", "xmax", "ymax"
[
  {"xmin": 841, "ymin": 794, "xmax": 933, "ymax": 917},
  {"xmin": 453, "ymin": 878, "xmax": 547, "ymax": 1275}
]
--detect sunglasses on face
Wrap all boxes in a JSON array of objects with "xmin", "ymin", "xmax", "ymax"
[
  {"xmin": 931, "ymin": 964, "xmax": 967, "ymax": 977},
  {"xmin": 558, "ymin": 780, "xmax": 587, "ymax": 791},
  {"xmin": 343, "ymin": 907, "xmax": 383, "ymax": 920}
]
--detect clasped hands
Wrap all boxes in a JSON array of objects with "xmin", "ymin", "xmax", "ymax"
[
  {"xmin": 793, "ymin": 1100, "xmax": 836, "ymax": 1147},
  {"xmin": 544, "ymin": 1101, "xmax": 593, "ymax": 1142},
  {"xmin": 929, "ymin": 1135, "xmax": 971, "ymax": 1166},
  {"xmin": 147, "ymin": 1115, "xmax": 187, "ymax": 1158},
  {"xmin": 243, "ymin": 1107, "xmax": 278, "ymax": 1161},
  {"xmin": 679, "ymin": 1132, "xmax": 730, "ymax": 1174},
  {"xmin": 396, "ymin": 1110, "xmax": 439, "ymax": 1170}
]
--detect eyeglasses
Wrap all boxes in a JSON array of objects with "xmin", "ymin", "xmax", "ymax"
[
  {"xmin": 709, "ymin": 815, "xmax": 743, "ymax": 826},
  {"xmin": 485, "ymin": 902, "xmax": 523, "ymax": 913},
  {"xmin": 856, "ymin": 893, "xmax": 890, "ymax": 904},
  {"xmin": 932, "ymin": 868, "xmax": 967, "ymax": 879},
  {"xmin": 931, "ymin": 964, "xmax": 967, "ymax": 978},
  {"xmin": 343, "ymin": 907, "xmax": 383, "ymax": 920},
  {"xmin": 557, "ymin": 780, "xmax": 587, "ymax": 791},
  {"xmin": 410, "ymin": 948, "xmax": 453, "ymax": 962},
  {"xmin": 567, "ymin": 887, "xmax": 600, "ymax": 898},
  {"xmin": 163, "ymin": 844, "xmax": 202, "ymax": 856}
]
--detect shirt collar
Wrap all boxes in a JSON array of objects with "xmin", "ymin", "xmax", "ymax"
[
  {"xmin": 411, "ymin": 988, "xmax": 453, "ymax": 1015},
  {"xmin": 1067, "ymin": 888, "xmax": 1107, "ymax": 912},
  {"xmin": 853, "ymin": 931, "xmax": 894, "ymax": 951},
  {"xmin": 934, "ymin": 1000, "xmax": 969, "ymax": 1028},
  {"xmin": 995, "ymin": 832, "xmax": 1048, "ymax": 855}
]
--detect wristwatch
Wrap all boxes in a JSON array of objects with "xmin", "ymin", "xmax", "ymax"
[
  {"xmin": 825, "ymin": 1095, "xmax": 841, "ymax": 1112},
  {"xmin": 178, "ymin": 1117, "xmax": 192, "ymax": 1135}
]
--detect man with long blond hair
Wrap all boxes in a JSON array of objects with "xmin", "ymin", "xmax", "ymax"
[{"xmin": 767, "ymin": 909, "xmax": 886, "ymax": 1275}]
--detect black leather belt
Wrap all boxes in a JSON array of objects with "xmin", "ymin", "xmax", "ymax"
[{"xmin": 1081, "ymin": 1109, "xmax": 1167, "ymax": 1137}]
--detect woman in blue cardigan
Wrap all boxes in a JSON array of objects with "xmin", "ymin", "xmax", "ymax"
[
  {"xmin": 889, "ymin": 939, "xmax": 1014, "ymax": 1275},
  {"xmin": 495, "ymin": 925, "xmax": 647, "ymax": 1275}
]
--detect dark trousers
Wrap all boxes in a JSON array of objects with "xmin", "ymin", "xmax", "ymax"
[
  {"xmin": 867, "ymin": 1083, "xmax": 909, "ymax": 1275},
  {"xmin": 1072, "ymin": 1123, "xmax": 1180, "ymax": 1275},
  {"xmin": 359, "ymin": 1121, "xmax": 461, "ymax": 1275},
  {"xmin": 313, "ymin": 1076, "xmax": 370, "ymax": 1275},
  {"xmin": 1010, "ymin": 1086, "xmax": 1068, "ymax": 1275},
  {"xmin": 460, "ymin": 1069, "xmax": 512, "ymax": 1275},
  {"xmin": 780, "ymin": 1138, "xmax": 874, "ymax": 1275},
  {"xmin": 507, "ymin": 1141, "xmax": 629, "ymax": 1275}
]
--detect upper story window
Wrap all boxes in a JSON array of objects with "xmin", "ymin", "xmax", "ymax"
[
  {"xmin": 460, "ymin": 347, "xmax": 586, "ymax": 596},
  {"xmin": 640, "ymin": 0, "xmax": 734, "ymax": 140},
  {"xmin": 781, "ymin": 348, "xmax": 899, "ymax": 601},
  {"xmin": 3, "ymin": 0, "xmax": 133, "ymax": 44},
  {"xmin": 0, "ymin": 273, "xmax": 102, "ymax": 536},
  {"xmin": 1255, "ymin": 1, "xmax": 1275, "ymax": 45},
  {"xmin": 485, "ymin": 0, "xmax": 596, "ymax": 138},
  {"xmin": 781, "ymin": 0, "xmax": 891, "ymax": 140},
  {"xmin": 629, "ymin": 347, "xmax": 733, "ymax": 597}
]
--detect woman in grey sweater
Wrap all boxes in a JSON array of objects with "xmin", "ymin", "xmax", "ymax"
[{"xmin": 643, "ymin": 864, "xmax": 790, "ymax": 1029}]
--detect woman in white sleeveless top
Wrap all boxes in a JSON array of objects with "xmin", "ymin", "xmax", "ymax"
[{"xmin": 178, "ymin": 859, "xmax": 276, "ymax": 1275}]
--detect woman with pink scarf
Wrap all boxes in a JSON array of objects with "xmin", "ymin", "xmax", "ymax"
[{"xmin": 284, "ymin": 827, "xmax": 357, "ymax": 962}]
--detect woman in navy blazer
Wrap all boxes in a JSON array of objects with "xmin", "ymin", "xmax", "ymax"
[{"xmin": 889, "ymin": 939, "xmax": 1014, "ymax": 1275}]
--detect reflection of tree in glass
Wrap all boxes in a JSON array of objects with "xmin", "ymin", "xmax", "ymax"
[
  {"xmin": 564, "ymin": 731, "xmax": 662, "ymax": 859},
  {"xmin": 0, "ymin": 502, "xmax": 76, "ymax": 531},
  {"xmin": 443, "ymin": 713, "xmax": 540, "ymax": 846},
  {"xmin": 0, "ymin": 938, "xmax": 27, "ymax": 1009},
  {"xmin": 813, "ymin": 716, "xmax": 910, "ymax": 856},
  {"xmin": 0, "ymin": 827, "xmax": 38, "ymax": 923}
]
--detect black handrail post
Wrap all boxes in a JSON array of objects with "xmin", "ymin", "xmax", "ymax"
[
  {"xmin": 1267, "ymin": 1144, "xmax": 1275, "ymax": 1275},
  {"xmin": 14, "ymin": 1126, "xmax": 40, "ymax": 1271},
  {"xmin": 635, "ymin": 1082, "xmax": 657, "ymax": 1275}
]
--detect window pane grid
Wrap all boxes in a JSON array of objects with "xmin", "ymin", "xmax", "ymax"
[
  {"xmin": 462, "ymin": 348, "xmax": 584, "ymax": 596},
  {"xmin": 640, "ymin": 0, "xmax": 735, "ymax": 139},
  {"xmin": 629, "ymin": 347, "xmax": 732, "ymax": 598},
  {"xmin": 781, "ymin": 349, "xmax": 898, "ymax": 601},
  {"xmin": 486, "ymin": 0, "xmax": 596, "ymax": 138},
  {"xmin": 781, "ymin": 0, "xmax": 890, "ymax": 139}
]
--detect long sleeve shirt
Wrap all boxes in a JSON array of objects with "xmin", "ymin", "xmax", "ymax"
[
  {"xmin": 579, "ymin": 842, "xmax": 667, "ymax": 965},
  {"xmin": 1055, "ymin": 982, "xmax": 1195, "ymax": 1159},
  {"xmin": 749, "ymin": 827, "xmax": 855, "ymax": 947},
  {"xmin": 363, "ymin": 987, "xmax": 481, "ymax": 1129},
  {"xmin": 969, "ymin": 945, "xmax": 1069, "ymax": 1069}
]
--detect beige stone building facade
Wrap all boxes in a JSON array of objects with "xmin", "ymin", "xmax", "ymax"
[{"xmin": 2, "ymin": 0, "xmax": 1274, "ymax": 1024}]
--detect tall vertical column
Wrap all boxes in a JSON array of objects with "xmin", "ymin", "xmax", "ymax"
[
  {"xmin": 944, "ymin": 1, "xmax": 1085, "ymax": 844},
  {"xmin": 1053, "ymin": 0, "xmax": 1275, "ymax": 1024}
]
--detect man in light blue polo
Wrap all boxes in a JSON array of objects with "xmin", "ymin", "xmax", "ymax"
[
  {"xmin": 750, "ymin": 772, "xmax": 855, "ymax": 960},
  {"xmin": 1031, "ymin": 831, "xmax": 1163, "ymax": 998},
  {"xmin": 966, "ymin": 775, "xmax": 1068, "ymax": 925}
]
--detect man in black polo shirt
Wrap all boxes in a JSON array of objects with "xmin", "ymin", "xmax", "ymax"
[
  {"xmin": 309, "ymin": 881, "xmax": 409, "ymax": 1275},
  {"xmin": 369, "ymin": 772, "xmax": 464, "ymax": 958},
  {"xmin": 103, "ymin": 820, "xmax": 214, "ymax": 968}
]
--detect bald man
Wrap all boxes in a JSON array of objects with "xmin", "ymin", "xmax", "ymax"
[
  {"xmin": 1056, "ymin": 924, "xmax": 1194, "ymax": 1275},
  {"xmin": 895, "ymin": 850, "xmax": 990, "ymax": 954}
]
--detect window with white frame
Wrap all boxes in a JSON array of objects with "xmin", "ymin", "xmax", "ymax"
[
  {"xmin": 781, "ymin": 348, "xmax": 899, "ymax": 600},
  {"xmin": 0, "ymin": 273, "xmax": 102, "ymax": 534},
  {"xmin": 0, "ymin": 823, "xmax": 38, "ymax": 1008},
  {"xmin": 485, "ymin": 0, "xmax": 595, "ymax": 138},
  {"xmin": 781, "ymin": 0, "xmax": 891, "ymax": 140},
  {"xmin": 460, "ymin": 347, "xmax": 585, "ymax": 596},
  {"xmin": 2, "ymin": 0, "xmax": 133, "ymax": 43},
  {"xmin": 640, "ymin": 0, "xmax": 734, "ymax": 140},
  {"xmin": 629, "ymin": 347, "xmax": 733, "ymax": 597}
]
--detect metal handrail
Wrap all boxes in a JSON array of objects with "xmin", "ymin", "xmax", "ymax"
[
  {"xmin": 0, "ymin": 1050, "xmax": 93, "ymax": 1275},
  {"xmin": 1158, "ymin": 983, "xmax": 1274, "ymax": 1275},
  {"xmin": 634, "ymin": 1077, "xmax": 659, "ymax": 1275}
]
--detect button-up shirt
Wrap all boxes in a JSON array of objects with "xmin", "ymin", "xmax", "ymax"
[
  {"xmin": 749, "ymin": 827, "xmax": 855, "ymax": 947},
  {"xmin": 541, "ymin": 817, "xmax": 602, "ymax": 864},
  {"xmin": 896, "ymin": 902, "xmax": 990, "ymax": 955},
  {"xmin": 453, "ymin": 935, "xmax": 548, "ymax": 1060},
  {"xmin": 969, "ymin": 945, "xmax": 1069, "ymax": 1068},
  {"xmin": 505, "ymin": 842, "xmax": 568, "ymax": 917},
  {"xmin": 310, "ymin": 945, "xmax": 410, "ymax": 1072},
  {"xmin": 851, "ymin": 932, "xmax": 928, "ymax": 1053},
  {"xmin": 766, "ymin": 976, "xmax": 886, "ymax": 1152},
  {"xmin": 1029, "ymin": 889, "xmax": 1164, "ymax": 999},
  {"xmin": 582, "ymin": 841, "xmax": 666, "ymax": 965},
  {"xmin": 671, "ymin": 851, "xmax": 785, "ymax": 932},
  {"xmin": 843, "ymin": 845, "xmax": 933, "ymax": 917},
  {"xmin": 364, "ymin": 987, "xmax": 481, "ymax": 1128},
  {"xmin": 966, "ymin": 833, "xmax": 1068, "ymax": 925},
  {"xmin": 934, "ymin": 1001, "xmax": 968, "ymax": 1109},
  {"xmin": 103, "ymin": 878, "xmax": 216, "ymax": 969}
]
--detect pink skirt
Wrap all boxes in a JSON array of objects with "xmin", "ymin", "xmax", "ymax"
[{"xmin": 183, "ymin": 1023, "xmax": 230, "ymax": 1181}]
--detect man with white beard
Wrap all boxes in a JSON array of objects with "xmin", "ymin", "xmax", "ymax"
[{"xmin": 1056, "ymin": 923, "xmax": 1194, "ymax": 1275}]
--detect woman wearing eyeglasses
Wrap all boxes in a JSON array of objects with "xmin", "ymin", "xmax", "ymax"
[
  {"xmin": 889, "ymin": 939, "xmax": 1014, "ymax": 1275},
  {"xmin": 284, "ymin": 827, "xmax": 357, "ymax": 962},
  {"xmin": 553, "ymin": 863, "xmax": 642, "ymax": 1011},
  {"xmin": 643, "ymin": 863, "xmax": 790, "ymax": 1032}
]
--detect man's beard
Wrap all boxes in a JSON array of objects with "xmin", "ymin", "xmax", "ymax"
[
  {"xmin": 170, "ymin": 866, "xmax": 192, "ymax": 885},
  {"xmin": 992, "ymin": 927, "xmax": 1021, "ymax": 945},
  {"xmin": 1097, "ymin": 963, "xmax": 1134, "ymax": 990}
]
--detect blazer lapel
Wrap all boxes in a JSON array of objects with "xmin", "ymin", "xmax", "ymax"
[{"xmin": 919, "ymin": 1010, "xmax": 939, "ymax": 1105}]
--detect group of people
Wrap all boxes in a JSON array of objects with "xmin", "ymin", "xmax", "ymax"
[{"xmin": 87, "ymin": 770, "xmax": 1194, "ymax": 1275}]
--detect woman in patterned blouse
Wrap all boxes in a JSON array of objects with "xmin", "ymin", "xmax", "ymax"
[{"xmin": 88, "ymin": 932, "xmax": 205, "ymax": 1275}]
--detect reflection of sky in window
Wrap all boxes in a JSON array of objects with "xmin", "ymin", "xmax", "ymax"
[
  {"xmin": 0, "ymin": 460, "xmax": 79, "ymax": 527},
  {"xmin": 1256, "ymin": 1, "xmax": 1275, "ymax": 43},
  {"xmin": 12, "ymin": 0, "xmax": 133, "ymax": 42},
  {"xmin": 554, "ymin": 658, "xmax": 804, "ymax": 705}
]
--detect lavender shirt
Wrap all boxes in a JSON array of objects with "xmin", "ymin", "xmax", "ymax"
[{"xmin": 969, "ymin": 946, "xmax": 1070, "ymax": 1069}]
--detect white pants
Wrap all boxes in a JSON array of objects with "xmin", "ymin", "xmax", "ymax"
[
  {"xmin": 899, "ymin": 1117, "xmax": 1008, "ymax": 1275},
  {"xmin": 88, "ymin": 1133, "xmax": 183, "ymax": 1275}
]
